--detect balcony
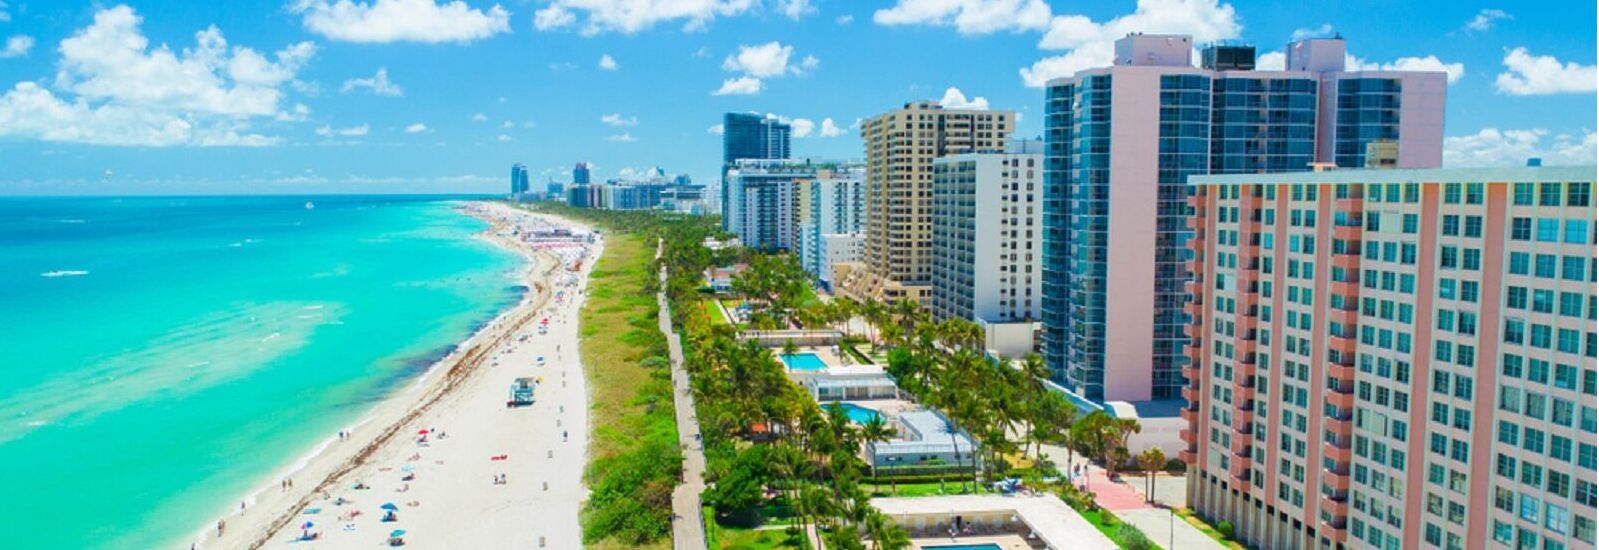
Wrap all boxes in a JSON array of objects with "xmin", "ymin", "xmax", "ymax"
[
  {"xmin": 1319, "ymin": 494, "xmax": 1349, "ymax": 518},
  {"xmin": 1329, "ymin": 279, "xmax": 1360, "ymax": 298},
  {"xmin": 1333, "ymin": 194, "xmax": 1362, "ymax": 211},
  {"xmin": 1327, "ymin": 387, "xmax": 1354, "ymax": 409},
  {"xmin": 1328, "ymin": 333, "xmax": 1357, "ymax": 355},
  {"xmin": 1179, "ymin": 449, "xmax": 1198, "ymax": 464},
  {"xmin": 1324, "ymin": 440, "xmax": 1352, "ymax": 463},
  {"xmin": 1325, "ymin": 415, "xmax": 1351, "ymax": 434},
  {"xmin": 1180, "ymin": 406, "xmax": 1198, "ymax": 424},
  {"xmin": 1182, "ymin": 385, "xmax": 1200, "ymax": 404},
  {"xmin": 1184, "ymin": 321, "xmax": 1202, "ymax": 339},
  {"xmin": 1328, "ymin": 361, "xmax": 1355, "ymax": 381},
  {"xmin": 1180, "ymin": 428, "xmax": 1198, "ymax": 445},
  {"xmin": 1331, "ymin": 251, "xmax": 1360, "ymax": 271},
  {"xmin": 1328, "ymin": 305, "xmax": 1358, "ymax": 326},
  {"xmin": 1230, "ymin": 437, "xmax": 1252, "ymax": 457},
  {"xmin": 1228, "ymin": 459, "xmax": 1251, "ymax": 480},
  {"xmin": 1333, "ymin": 223, "xmax": 1362, "ymax": 241},
  {"xmin": 1323, "ymin": 467, "xmax": 1351, "ymax": 492}
]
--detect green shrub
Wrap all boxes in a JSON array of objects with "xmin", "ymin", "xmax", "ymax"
[
  {"xmin": 1114, "ymin": 523, "xmax": 1155, "ymax": 550},
  {"xmin": 1217, "ymin": 520, "xmax": 1235, "ymax": 540}
]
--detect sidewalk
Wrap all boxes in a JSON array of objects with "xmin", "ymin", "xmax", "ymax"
[
  {"xmin": 657, "ymin": 239, "xmax": 709, "ymax": 550},
  {"xmin": 1039, "ymin": 445, "xmax": 1222, "ymax": 550}
]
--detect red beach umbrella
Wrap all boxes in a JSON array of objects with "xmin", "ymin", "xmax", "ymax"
[{"xmin": 417, "ymin": 429, "xmax": 429, "ymax": 435}]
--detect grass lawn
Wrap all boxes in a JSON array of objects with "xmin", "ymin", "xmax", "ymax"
[
  {"xmin": 578, "ymin": 233, "xmax": 680, "ymax": 547},
  {"xmin": 1174, "ymin": 508, "xmax": 1251, "ymax": 549},
  {"xmin": 867, "ymin": 479, "xmax": 991, "ymax": 498},
  {"xmin": 581, "ymin": 233, "xmax": 670, "ymax": 461},
  {"xmin": 705, "ymin": 507, "xmax": 811, "ymax": 550},
  {"xmin": 702, "ymin": 299, "xmax": 730, "ymax": 326}
]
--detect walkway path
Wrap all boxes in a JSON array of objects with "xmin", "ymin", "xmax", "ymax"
[
  {"xmin": 1038, "ymin": 444, "xmax": 1222, "ymax": 550},
  {"xmin": 656, "ymin": 239, "xmax": 709, "ymax": 550}
]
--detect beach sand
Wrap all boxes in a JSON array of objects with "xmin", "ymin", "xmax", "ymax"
[{"xmin": 189, "ymin": 202, "xmax": 598, "ymax": 549}]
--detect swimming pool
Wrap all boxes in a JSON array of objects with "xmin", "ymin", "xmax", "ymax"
[
  {"xmin": 921, "ymin": 544, "xmax": 1002, "ymax": 550},
  {"xmin": 826, "ymin": 402, "xmax": 883, "ymax": 424},
  {"xmin": 780, "ymin": 352, "xmax": 827, "ymax": 371}
]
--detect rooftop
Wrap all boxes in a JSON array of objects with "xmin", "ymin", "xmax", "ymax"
[
  {"xmin": 1189, "ymin": 165, "xmax": 1596, "ymax": 186},
  {"xmin": 872, "ymin": 494, "xmax": 1119, "ymax": 550}
]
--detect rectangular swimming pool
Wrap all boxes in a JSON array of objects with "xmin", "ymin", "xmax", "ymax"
[
  {"xmin": 921, "ymin": 544, "xmax": 1002, "ymax": 550},
  {"xmin": 780, "ymin": 352, "xmax": 827, "ymax": 371}
]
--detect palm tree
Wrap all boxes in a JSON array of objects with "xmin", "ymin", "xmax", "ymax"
[
  {"xmin": 1138, "ymin": 446, "xmax": 1167, "ymax": 503},
  {"xmin": 858, "ymin": 415, "xmax": 897, "ymax": 493}
]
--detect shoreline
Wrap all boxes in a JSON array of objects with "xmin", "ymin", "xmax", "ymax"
[{"xmin": 187, "ymin": 201, "xmax": 597, "ymax": 549}]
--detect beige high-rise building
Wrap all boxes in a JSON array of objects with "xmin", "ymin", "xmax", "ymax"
[{"xmin": 836, "ymin": 100, "xmax": 1014, "ymax": 304}]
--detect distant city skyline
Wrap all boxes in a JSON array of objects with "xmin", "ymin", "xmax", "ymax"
[{"xmin": 0, "ymin": 0, "xmax": 1594, "ymax": 195}]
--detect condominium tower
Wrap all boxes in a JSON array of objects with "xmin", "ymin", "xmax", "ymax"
[
  {"xmin": 721, "ymin": 113, "xmax": 792, "ymax": 230},
  {"xmin": 929, "ymin": 139, "xmax": 1044, "ymax": 325},
  {"xmin": 1182, "ymin": 165, "xmax": 1596, "ymax": 550},
  {"xmin": 795, "ymin": 168, "xmax": 866, "ymax": 288},
  {"xmin": 1042, "ymin": 33, "xmax": 1447, "ymax": 401},
  {"xmin": 836, "ymin": 101, "xmax": 1014, "ymax": 304}
]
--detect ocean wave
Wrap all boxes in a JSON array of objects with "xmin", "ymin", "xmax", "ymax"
[{"xmin": 40, "ymin": 270, "xmax": 89, "ymax": 278}]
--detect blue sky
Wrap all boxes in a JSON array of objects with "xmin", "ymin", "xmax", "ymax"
[{"xmin": 0, "ymin": 0, "xmax": 1593, "ymax": 195}]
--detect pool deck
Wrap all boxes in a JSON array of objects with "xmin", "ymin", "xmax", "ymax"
[
  {"xmin": 874, "ymin": 494, "xmax": 1119, "ymax": 550},
  {"xmin": 913, "ymin": 534, "xmax": 1032, "ymax": 549}
]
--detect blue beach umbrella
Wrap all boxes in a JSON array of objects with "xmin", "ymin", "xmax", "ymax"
[
  {"xmin": 381, "ymin": 502, "xmax": 399, "ymax": 511},
  {"xmin": 301, "ymin": 521, "xmax": 314, "ymax": 529},
  {"xmin": 390, "ymin": 529, "xmax": 406, "ymax": 537}
]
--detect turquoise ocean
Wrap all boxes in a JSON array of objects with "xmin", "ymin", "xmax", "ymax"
[{"xmin": 0, "ymin": 196, "xmax": 523, "ymax": 549}]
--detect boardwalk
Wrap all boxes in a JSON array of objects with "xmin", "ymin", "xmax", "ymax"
[{"xmin": 657, "ymin": 240, "xmax": 709, "ymax": 550}]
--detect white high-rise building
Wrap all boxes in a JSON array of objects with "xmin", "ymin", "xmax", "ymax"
[
  {"xmin": 796, "ymin": 167, "xmax": 865, "ymax": 288},
  {"xmin": 929, "ymin": 140, "xmax": 1044, "ymax": 325}
]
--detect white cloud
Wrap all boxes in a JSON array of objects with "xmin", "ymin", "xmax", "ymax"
[
  {"xmin": 534, "ymin": 0, "xmax": 757, "ymax": 35},
  {"xmin": 836, "ymin": 14, "xmax": 854, "ymax": 24},
  {"xmin": 316, "ymin": 124, "xmax": 369, "ymax": 137},
  {"xmin": 1, "ymin": 35, "xmax": 32, "ymax": 58},
  {"xmin": 721, "ymin": 41, "xmax": 813, "ymax": 78},
  {"xmin": 0, "ymin": 1, "xmax": 9, "ymax": 23},
  {"xmin": 1347, "ymin": 54, "xmax": 1465, "ymax": 84},
  {"xmin": 692, "ymin": 46, "xmax": 712, "ymax": 58},
  {"xmin": 291, "ymin": 0, "xmax": 511, "ymax": 44},
  {"xmin": 471, "ymin": 112, "xmax": 488, "ymax": 121},
  {"xmin": 1463, "ymin": 9, "xmax": 1510, "ymax": 32},
  {"xmin": 707, "ymin": 123, "xmax": 724, "ymax": 134},
  {"xmin": 500, "ymin": 120, "xmax": 514, "ymax": 128},
  {"xmin": 0, "ymin": 5, "xmax": 314, "ymax": 147},
  {"xmin": 340, "ymin": 67, "xmax": 403, "ymax": 96},
  {"xmin": 1254, "ymin": 49, "xmax": 1464, "ymax": 84},
  {"xmin": 1289, "ymin": 23, "xmax": 1332, "ymax": 41},
  {"xmin": 1256, "ymin": 51, "xmax": 1285, "ymax": 70},
  {"xmin": 874, "ymin": 0, "xmax": 1050, "ymax": 35},
  {"xmin": 405, "ymin": 122, "xmax": 428, "ymax": 133},
  {"xmin": 601, "ymin": 113, "xmax": 638, "ymax": 126},
  {"xmin": 1444, "ymin": 128, "xmax": 1597, "ymax": 167},
  {"xmin": 598, "ymin": 53, "xmax": 618, "ymax": 70},
  {"xmin": 1021, "ymin": 0, "xmax": 1242, "ymax": 87},
  {"xmin": 712, "ymin": 75, "xmax": 763, "ymax": 95},
  {"xmin": 275, "ymin": 102, "xmax": 312, "ymax": 122},
  {"xmin": 1494, "ymin": 47, "xmax": 1597, "ymax": 95},
  {"xmin": 497, "ymin": 134, "xmax": 512, "ymax": 141},
  {"xmin": 776, "ymin": 0, "xmax": 813, "ymax": 20},
  {"xmin": 818, "ymin": 117, "xmax": 845, "ymax": 137},
  {"xmin": 606, "ymin": 132, "xmax": 638, "ymax": 142},
  {"xmin": 938, "ymin": 87, "xmax": 989, "ymax": 110},
  {"xmin": 790, "ymin": 118, "xmax": 815, "ymax": 137},
  {"xmin": 548, "ymin": 61, "xmax": 577, "ymax": 71}
]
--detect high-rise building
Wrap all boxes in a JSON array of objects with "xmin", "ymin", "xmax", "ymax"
[
  {"xmin": 1181, "ymin": 165, "xmax": 1596, "ymax": 550},
  {"xmin": 722, "ymin": 113, "xmax": 792, "ymax": 230},
  {"xmin": 724, "ymin": 159, "xmax": 821, "ymax": 250},
  {"xmin": 511, "ymin": 163, "xmax": 529, "ymax": 195},
  {"xmin": 929, "ymin": 139, "xmax": 1044, "ymax": 325},
  {"xmin": 1042, "ymin": 33, "xmax": 1448, "ymax": 401},
  {"xmin": 795, "ymin": 167, "xmax": 866, "ymax": 287},
  {"xmin": 835, "ymin": 101, "xmax": 1014, "ymax": 305},
  {"xmin": 573, "ymin": 162, "xmax": 591, "ymax": 185}
]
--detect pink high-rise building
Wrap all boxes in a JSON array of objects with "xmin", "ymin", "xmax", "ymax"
[
  {"xmin": 1042, "ymin": 34, "xmax": 1449, "ymax": 404},
  {"xmin": 1182, "ymin": 165, "xmax": 1597, "ymax": 550}
]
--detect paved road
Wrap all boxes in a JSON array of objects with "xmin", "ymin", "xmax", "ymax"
[{"xmin": 657, "ymin": 240, "xmax": 710, "ymax": 550}]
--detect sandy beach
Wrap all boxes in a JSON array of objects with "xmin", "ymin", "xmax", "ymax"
[{"xmin": 188, "ymin": 202, "xmax": 599, "ymax": 550}]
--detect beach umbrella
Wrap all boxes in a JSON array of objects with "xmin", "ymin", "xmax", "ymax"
[
  {"xmin": 381, "ymin": 502, "xmax": 399, "ymax": 511},
  {"xmin": 302, "ymin": 521, "xmax": 315, "ymax": 529},
  {"xmin": 417, "ymin": 429, "xmax": 429, "ymax": 435},
  {"xmin": 390, "ymin": 529, "xmax": 407, "ymax": 537}
]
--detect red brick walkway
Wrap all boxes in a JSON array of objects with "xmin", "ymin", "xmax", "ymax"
[{"xmin": 1074, "ymin": 468, "xmax": 1151, "ymax": 511}]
